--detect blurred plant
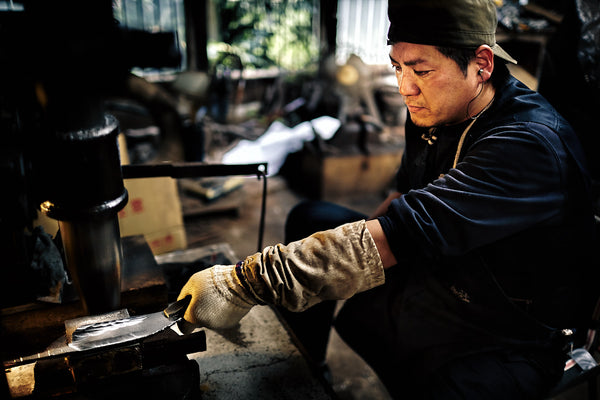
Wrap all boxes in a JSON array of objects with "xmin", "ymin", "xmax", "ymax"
[{"xmin": 209, "ymin": 0, "xmax": 319, "ymax": 71}]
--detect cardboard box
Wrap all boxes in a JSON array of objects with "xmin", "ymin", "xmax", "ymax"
[
  {"xmin": 117, "ymin": 132, "xmax": 187, "ymax": 255},
  {"xmin": 286, "ymin": 144, "xmax": 404, "ymax": 200},
  {"xmin": 318, "ymin": 151, "xmax": 403, "ymax": 197},
  {"xmin": 118, "ymin": 176, "xmax": 187, "ymax": 255}
]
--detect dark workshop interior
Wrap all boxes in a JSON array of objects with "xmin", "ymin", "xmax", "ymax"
[{"xmin": 1, "ymin": 0, "xmax": 598, "ymax": 399}]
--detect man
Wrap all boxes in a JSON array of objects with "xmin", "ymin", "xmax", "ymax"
[{"xmin": 178, "ymin": 1, "xmax": 597, "ymax": 398}]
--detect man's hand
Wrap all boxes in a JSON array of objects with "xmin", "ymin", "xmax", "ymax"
[{"xmin": 177, "ymin": 264, "xmax": 257, "ymax": 329}]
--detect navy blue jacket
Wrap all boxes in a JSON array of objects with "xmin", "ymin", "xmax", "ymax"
[{"xmin": 374, "ymin": 66, "xmax": 596, "ymax": 369}]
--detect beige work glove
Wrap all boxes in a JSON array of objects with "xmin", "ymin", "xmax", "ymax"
[{"xmin": 178, "ymin": 220, "xmax": 385, "ymax": 329}]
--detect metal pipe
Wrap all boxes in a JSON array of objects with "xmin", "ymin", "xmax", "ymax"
[
  {"xmin": 58, "ymin": 216, "xmax": 122, "ymax": 314},
  {"xmin": 40, "ymin": 114, "xmax": 128, "ymax": 315},
  {"xmin": 121, "ymin": 162, "xmax": 268, "ymax": 179}
]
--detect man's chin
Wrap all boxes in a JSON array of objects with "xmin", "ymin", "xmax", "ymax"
[{"xmin": 409, "ymin": 115, "xmax": 434, "ymax": 129}]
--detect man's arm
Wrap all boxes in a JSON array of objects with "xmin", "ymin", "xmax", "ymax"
[
  {"xmin": 178, "ymin": 220, "xmax": 386, "ymax": 328},
  {"xmin": 366, "ymin": 219, "xmax": 398, "ymax": 268}
]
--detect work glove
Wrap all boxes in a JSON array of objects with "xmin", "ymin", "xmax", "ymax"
[
  {"xmin": 177, "ymin": 264, "xmax": 257, "ymax": 329},
  {"xmin": 178, "ymin": 220, "xmax": 385, "ymax": 329}
]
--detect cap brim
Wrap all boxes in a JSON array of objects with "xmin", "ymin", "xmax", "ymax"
[{"xmin": 492, "ymin": 43, "xmax": 518, "ymax": 64}]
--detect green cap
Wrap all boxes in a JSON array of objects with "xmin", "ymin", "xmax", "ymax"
[{"xmin": 387, "ymin": 0, "xmax": 517, "ymax": 64}]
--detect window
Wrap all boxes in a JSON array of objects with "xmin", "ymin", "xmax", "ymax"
[
  {"xmin": 0, "ymin": 1, "xmax": 24, "ymax": 11},
  {"xmin": 113, "ymin": 0, "xmax": 187, "ymax": 79},
  {"xmin": 208, "ymin": 0, "xmax": 320, "ymax": 72},
  {"xmin": 336, "ymin": 0, "xmax": 389, "ymax": 66}
]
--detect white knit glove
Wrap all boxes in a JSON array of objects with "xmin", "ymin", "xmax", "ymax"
[{"xmin": 177, "ymin": 264, "xmax": 258, "ymax": 329}]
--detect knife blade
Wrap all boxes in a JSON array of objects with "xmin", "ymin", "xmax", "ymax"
[{"xmin": 3, "ymin": 296, "xmax": 191, "ymax": 369}]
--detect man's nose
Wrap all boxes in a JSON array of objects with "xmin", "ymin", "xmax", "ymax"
[{"xmin": 397, "ymin": 73, "xmax": 419, "ymax": 96}]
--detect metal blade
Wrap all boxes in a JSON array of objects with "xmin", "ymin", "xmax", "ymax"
[
  {"xmin": 69, "ymin": 312, "xmax": 168, "ymax": 351},
  {"xmin": 3, "ymin": 296, "xmax": 191, "ymax": 369},
  {"xmin": 69, "ymin": 295, "xmax": 191, "ymax": 351}
]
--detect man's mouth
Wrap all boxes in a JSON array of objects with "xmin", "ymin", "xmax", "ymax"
[{"xmin": 406, "ymin": 105, "xmax": 425, "ymax": 113}]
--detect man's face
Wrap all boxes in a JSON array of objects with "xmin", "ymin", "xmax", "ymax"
[{"xmin": 390, "ymin": 42, "xmax": 479, "ymax": 127}]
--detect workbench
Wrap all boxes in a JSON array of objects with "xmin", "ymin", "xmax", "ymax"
[{"xmin": 3, "ymin": 241, "xmax": 334, "ymax": 399}]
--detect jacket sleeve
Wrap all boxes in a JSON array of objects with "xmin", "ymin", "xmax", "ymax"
[{"xmin": 379, "ymin": 123, "xmax": 571, "ymax": 263}]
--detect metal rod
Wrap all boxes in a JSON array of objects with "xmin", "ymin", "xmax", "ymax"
[
  {"xmin": 257, "ymin": 168, "xmax": 267, "ymax": 252},
  {"xmin": 121, "ymin": 162, "xmax": 268, "ymax": 179},
  {"xmin": 122, "ymin": 161, "xmax": 269, "ymax": 252}
]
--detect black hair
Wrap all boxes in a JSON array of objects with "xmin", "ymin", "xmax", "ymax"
[
  {"xmin": 436, "ymin": 46, "xmax": 476, "ymax": 76},
  {"xmin": 436, "ymin": 46, "xmax": 511, "ymax": 86}
]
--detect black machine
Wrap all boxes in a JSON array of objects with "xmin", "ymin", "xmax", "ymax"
[{"xmin": 0, "ymin": 1, "xmax": 267, "ymax": 398}]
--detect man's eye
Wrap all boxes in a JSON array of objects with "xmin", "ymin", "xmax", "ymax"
[
  {"xmin": 415, "ymin": 70, "xmax": 431, "ymax": 76},
  {"xmin": 391, "ymin": 65, "xmax": 401, "ymax": 73}
]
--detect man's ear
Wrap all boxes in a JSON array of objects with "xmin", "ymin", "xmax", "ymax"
[{"xmin": 474, "ymin": 45, "xmax": 494, "ymax": 81}]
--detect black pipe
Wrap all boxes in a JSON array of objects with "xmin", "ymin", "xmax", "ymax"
[
  {"xmin": 122, "ymin": 162, "xmax": 267, "ymax": 179},
  {"xmin": 39, "ymin": 114, "xmax": 128, "ymax": 315}
]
